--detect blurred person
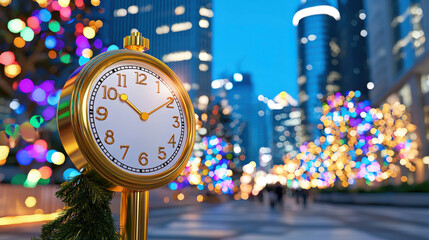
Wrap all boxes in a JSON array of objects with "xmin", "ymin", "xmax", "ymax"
[
  {"xmin": 274, "ymin": 182, "xmax": 285, "ymax": 208},
  {"xmin": 302, "ymin": 188, "xmax": 309, "ymax": 208}
]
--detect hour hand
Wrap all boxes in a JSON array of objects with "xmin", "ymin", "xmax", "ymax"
[{"xmin": 119, "ymin": 93, "xmax": 142, "ymax": 116}]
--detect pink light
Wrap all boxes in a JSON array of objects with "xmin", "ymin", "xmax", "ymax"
[
  {"xmin": 0, "ymin": 52, "xmax": 15, "ymax": 65},
  {"xmin": 27, "ymin": 16, "xmax": 40, "ymax": 30}
]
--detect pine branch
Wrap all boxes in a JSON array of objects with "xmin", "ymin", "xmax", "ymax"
[{"xmin": 34, "ymin": 169, "xmax": 120, "ymax": 240}]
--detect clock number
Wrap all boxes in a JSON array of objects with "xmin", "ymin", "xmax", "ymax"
[
  {"xmin": 120, "ymin": 145, "xmax": 129, "ymax": 160},
  {"xmin": 158, "ymin": 147, "xmax": 166, "ymax": 160},
  {"xmin": 117, "ymin": 74, "xmax": 127, "ymax": 88},
  {"xmin": 102, "ymin": 85, "xmax": 118, "ymax": 100},
  {"xmin": 168, "ymin": 134, "xmax": 176, "ymax": 148},
  {"xmin": 166, "ymin": 97, "xmax": 174, "ymax": 109},
  {"xmin": 172, "ymin": 116, "xmax": 180, "ymax": 128},
  {"xmin": 95, "ymin": 106, "xmax": 108, "ymax": 121},
  {"xmin": 156, "ymin": 81, "xmax": 160, "ymax": 93},
  {"xmin": 104, "ymin": 130, "xmax": 115, "ymax": 145},
  {"xmin": 135, "ymin": 72, "xmax": 147, "ymax": 85},
  {"xmin": 139, "ymin": 152, "xmax": 148, "ymax": 166}
]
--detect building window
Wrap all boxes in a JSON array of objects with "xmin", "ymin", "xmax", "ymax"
[
  {"xmin": 128, "ymin": 5, "xmax": 138, "ymax": 14},
  {"xmin": 113, "ymin": 8, "xmax": 127, "ymax": 17},
  {"xmin": 175, "ymin": 6, "xmax": 185, "ymax": 15},
  {"xmin": 156, "ymin": 25, "xmax": 169, "ymax": 35},
  {"xmin": 199, "ymin": 63, "xmax": 209, "ymax": 72},
  {"xmin": 199, "ymin": 19, "xmax": 209, "ymax": 28},
  {"xmin": 199, "ymin": 51, "xmax": 212, "ymax": 61},
  {"xmin": 162, "ymin": 51, "xmax": 192, "ymax": 62},
  {"xmin": 199, "ymin": 7, "xmax": 213, "ymax": 18},
  {"xmin": 171, "ymin": 22, "xmax": 192, "ymax": 32}
]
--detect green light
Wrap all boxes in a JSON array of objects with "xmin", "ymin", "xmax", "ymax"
[
  {"xmin": 24, "ymin": 179, "xmax": 37, "ymax": 188},
  {"xmin": 30, "ymin": 115, "xmax": 44, "ymax": 128},
  {"xmin": 5, "ymin": 124, "xmax": 19, "ymax": 138},
  {"xmin": 7, "ymin": 18, "xmax": 26, "ymax": 33},
  {"xmin": 60, "ymin": 54, "xmax": 71, "ymax": 64},
  {"xmin": 38, "ymin": 178, "xmax": 50, "ymax": 185},
  {"xmin": 48, "ymin": 20, "xmax": 61, "ymax": 33},
  {"xmin": 20, "ymin": 27, "xmax": 34, "ymax": 42},
  {"xmin": 11, "ymin": 173, "xmax": 26, "ymax": 185}
]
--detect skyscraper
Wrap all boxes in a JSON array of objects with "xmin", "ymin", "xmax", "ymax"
[
  {"xmin": 270, "ymin": 92, "xmax": 302, "ymax": 165},
  {"xmin": 337, "ymin": 0, "xmax": 370, "ymax": 99},
  {"xmin": 211, "ymin": 73, "xmax": 253, "ymax": 165},
  {"xmin": 365, "ymin": 0, "xmax": 429, "ymax": 182},
  {"xmin": 293, "ymin": 0, "xmax": 341, "ymax": 141},
  {"xmin": 105, "ymin": 0, "xmax": 212, "ymax": 104}
]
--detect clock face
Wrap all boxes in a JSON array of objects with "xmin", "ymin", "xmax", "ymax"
[{"xmin": 87, "ymin": 60, "xmax": 188, "ymax": 176}]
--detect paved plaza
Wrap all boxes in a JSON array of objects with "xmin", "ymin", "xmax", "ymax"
[{"xmin": 1, "ymin": 199, "xmax": 429, "ymax": 239}]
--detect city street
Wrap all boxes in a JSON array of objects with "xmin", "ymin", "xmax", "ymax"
[{"xmin": 1, "ymin": 199, "xmax": 429, "ymax": 240}]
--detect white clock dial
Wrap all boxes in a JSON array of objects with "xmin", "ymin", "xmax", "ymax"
[{"xmin": 87, "ymin": 60, "xmax": 188, "ymax": 176}]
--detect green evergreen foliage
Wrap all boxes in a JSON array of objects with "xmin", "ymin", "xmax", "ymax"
[{"xmin": 34, "ymin": 169, "xmax": 120, "ymax": 240}]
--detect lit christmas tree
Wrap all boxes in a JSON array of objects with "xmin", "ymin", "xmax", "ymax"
[{"xmin": 0, "ymin": 0, "xmax": 116, "ymax": 187}]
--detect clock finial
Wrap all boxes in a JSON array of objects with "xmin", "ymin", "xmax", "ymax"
[{"xmin": 124, "ymin": 32, "xmax": 150, "ymax": 52}]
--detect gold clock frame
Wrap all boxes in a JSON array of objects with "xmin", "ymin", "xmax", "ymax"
[{"xmin": 57, "ymin": 49, "xmax": 196, "ymax": 192}]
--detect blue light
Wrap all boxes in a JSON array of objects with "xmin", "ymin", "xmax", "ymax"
[
  {"xmin": 46, "ymin": 149, "xmax": 56, "ymax": 163},
  {"xmin": 45, "ymin": 36, "xmax": 57, "ymax": 49},
  {"xmin": 39, "ymin": 9, "xmax": 52, "ymax": 22},
  {"xmin": 63, "ymin": 168, "xmax": 81, "ymax": 181},
  {"xmin": 107, "ymin": 45, "xmax": 119, "ymax": 51},
  {"xmin": 233, "ymin": 73, "xmax": 243, "ymax": 82},
  {"xmin": 168, "ymin": 182, "xmax": 178, "ymax": 190},
  {"xmin": 17, "ymin": 150, "xmax": 32, "ymax": 165},
  {"xmin": 79, "ymin": 56, "xmax": 89, "ymax": 65}
]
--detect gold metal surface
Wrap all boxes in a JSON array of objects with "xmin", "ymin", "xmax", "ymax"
[
  {"xmin": 120, "ymin": 190, "xmax": 148, "ymax": 240},
  {"xmin": 124, "ymin": 32, "xmax": 150, "ymax": 52},
  {"xmin": 57, "ymin": 49, "xmax": 196, "ymax": 191}
]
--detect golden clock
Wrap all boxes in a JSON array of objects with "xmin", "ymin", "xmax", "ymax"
[{"xmin": 57, "ymin": 32, "xmax": 196, "ymax": 192}]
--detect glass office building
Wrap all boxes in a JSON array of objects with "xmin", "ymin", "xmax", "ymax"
[
  {"xmin": 293, "ymin": 0, "xmax": 341, "ymax": 141},
  {"xmin": 365, "ymin": 0, "xmax": 429, "ymax": 182},
  {"xmin": 105, "ymin": 0, "xmax": 212, "ymax": 104}
]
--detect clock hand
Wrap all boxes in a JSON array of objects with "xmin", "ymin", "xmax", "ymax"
[
  {"xmin": 140, "ymin": 98, "xmax": 173, "ymax": 121},
  {"xmin": 119, "ymin": 93, "xmax": 143, "ymax": 115}
]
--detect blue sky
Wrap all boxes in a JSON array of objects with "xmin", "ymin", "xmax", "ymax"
[{"xmin": 212, "ymin": 0, "xmax": 301, "ymax": 99}]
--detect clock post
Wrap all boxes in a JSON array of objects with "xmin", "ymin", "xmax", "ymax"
[{"xmin": 57, "ymin": 31, "xmax": 195, "ymax": 240}]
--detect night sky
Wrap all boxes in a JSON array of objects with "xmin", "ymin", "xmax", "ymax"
[{"xmin": 213, "ymin": 0, "xmax": 301, "ymax": 99}]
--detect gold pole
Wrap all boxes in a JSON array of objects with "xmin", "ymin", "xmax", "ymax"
[{"xmin": 120, "ymin": 190, "xmax": 149, "ymax": 240}]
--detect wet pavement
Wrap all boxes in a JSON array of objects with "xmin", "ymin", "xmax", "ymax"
[{"xmin": 1, "ymin": 199, "xmax": 429, "ymax": 239}]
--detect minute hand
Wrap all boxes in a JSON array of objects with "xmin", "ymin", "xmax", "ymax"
[{"xmin": 141, "ymin": 98, "xmax": 173, "ymax": 121}]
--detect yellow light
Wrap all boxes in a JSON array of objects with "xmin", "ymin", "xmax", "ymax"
[
  {"xmin": 400, "ymin": 176, "xmax": 407, "ymax": 182},
  {"xmin": 51, "ymin": 152, "xmax": 65, "ymax": 165},
  {"xmin": 82, "ymin": 48, "xmax": 93, "ymax": 58},
  {"xmin": 91, "ymin": 0, "xmax": 100, "ymax": 6},
  {"xmin": 0, "ymin": 145, "xmax": 10, "ymax": 160},
  {"xmin": 83, "ymin": 27, "xmax": 96, "ymax": 39},
  {"xmin": 177, "ymin": 193, "xmax": 184, "ymax": 201},
  {"xmin": 196, "ymin": 195, "xmax": 204, "ymax": 202},
  {"xmin": 163, "ymin": 197, "xmax": 170, "ymax": 203},
  {"xmin": 0, "ymin": 212, "xmax": 60, "ymax": 226},
  {"xmin": 25, "ymin": 196, "xmax": 37, "ymax": 208},
  {"xmin": 4, "ymin": 64, "xmax": 21, "ymax": 78},
  {"xmin": 58, "ymin": 0, "xmax": 70, "ymax": 7},
  {"xmin": 0, "ymin": 0, "xmax": 11, "ymax": 7},
  {"xmin": 27, "ymin": 169, "xmax": 41, "ymax": 183}
]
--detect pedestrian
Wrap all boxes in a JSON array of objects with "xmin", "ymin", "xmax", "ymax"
[
  {"xmin": 274, "ymin": 182, "xmax": 284, "ymax": 208},
  {"xmin": 302, "ymin": 188, "xmax": 309, "ymax": 208}
]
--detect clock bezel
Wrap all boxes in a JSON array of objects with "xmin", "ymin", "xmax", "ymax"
[{"xmin": 57, "ymin": 49, "xmax": 196, "ymax": 191}]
